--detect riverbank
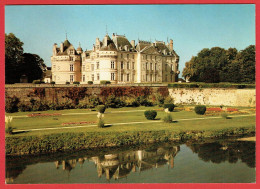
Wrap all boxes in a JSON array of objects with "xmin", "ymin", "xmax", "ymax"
[{"xmin": 5, "ymin": 107, "xmax": 256, "ymax": 156}]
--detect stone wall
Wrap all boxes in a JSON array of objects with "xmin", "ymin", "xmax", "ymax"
[
  {"xmin": 168, "ymin": 88, "xmax": 256, "ymax": 107},
  {"xmin": 5, "ymin": 84, "xmax": 256, "ymax": 107}
]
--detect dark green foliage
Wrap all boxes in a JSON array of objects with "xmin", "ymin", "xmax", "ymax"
[
  {"xmin": 105, "ymin": 95, "xmax": 126, "ymax": 108},
  {"xmin": 50, "ymin": 81, "xmax": 55, "ymax": 85},
  {"xmin": 100, "ymin": 80, "xmax": 111, "ymax": 85},
  {"xmin": 182, "ymin": 45, "xmax": 255, "ymax": 83},
  {"xmin": 88, "ymin": 81, "xmax": 93, "ymax": 85},
  {"xmin": 194, "ymin": 105, "xmax": 206, "ymax": 115},
  {"xmin": 73, "ymin": 81, "xmax": 80, "ymax": 85},
  {"xmin": 66, "ymin": 81, "xmax": 70, "ymax": 85},
  {"xmin": 163, "ymin": 114, "xmax": 173, "ymax": 123},
  {"xmin": 96, "ymin": 105, "xmax": 106, "ymax": 113},
  {"xmin": 144, "ymin": 110, "xmax": 157, "ymax": 120},
  {"xmin": 163, "ymin": 104, "xmax": 175, "ymax": 112},
  {"xmin": 5, "ymin": 96, "xmax": 19, "ymax": 113}
]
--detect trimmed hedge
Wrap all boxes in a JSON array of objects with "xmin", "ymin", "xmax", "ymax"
[
  {"xmin": 144, "ymin": 110, "xmax": 157, "ymax": 120},
  {"xmin": 88, "ymin": 81, "xmax": 93, "ymax": 85},
  {"xmin": 100, "ymin": 80, "xmax": 111, "ymax": 85},
  {"xmin": 163, "ymin": 104, "xmax": 175, "ymax": 112},
  {"xmin": 96, "ymin": 105, "xmax": 106, "ymax": 113},
  {"xmin": 168, "ymin": 83, "xmax": 255, "ymax": 89},
  {"xmin": 195, "ymin": 105, "xmax": 207, "ymax": 115}
]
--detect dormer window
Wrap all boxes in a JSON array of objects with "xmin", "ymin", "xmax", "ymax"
[{"xmin": 70, "ymin": 49, "xmax": 74, "ymax": 54}]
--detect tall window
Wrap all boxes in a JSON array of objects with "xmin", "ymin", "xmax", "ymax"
[
  {"xmin": 127, "ymin": 54, "xmax": 129, "ymax": 58},
  {"xmin": 82, "ymin": 75, "xmax": 85, "ymax": 82},
  {"xmin": 111, "ymin": 73, "xmax": 115, "ymax": 80},
  {"xmin": 70, "ymin": 57, "xmax": 73, "ymax": 61},
  {"xmin": 127, "ymin": 74, "xmax": 130, "ymax": 81},
  {"xmin": 155, "ymin": 56, "xmax": 157, "ymax": 61},
  {"xmin": 121, "ymin": 62, "xmax": 124, "ymax": 69},
  {"xmin": 132, "ymin": 62, "xmax": 135, "ymax": 69},
  {"xmin": 70, "ymin": 75, "xmax": 74, "ymax": 82},
  {"xmin": 150, "ymin": 63, "xmax": 153, "ymax": 70},
  {"xmin": 111, "ymin": 61, "xmax": 115, "ymax": 69},
  {"xmin": 155, "ymin": 63, "xmax": 157, "ymax": 70},
  {"xmin": 155, "ymin": 74, "xmax": 157, "ymax": 82},
  {"xmin": 97, "ymin": 73, "xmax": 100, "ymax": 80},
  {"xmin": 150, "ymin": 74, "xmax": 152, "ymax": 81},
  {"xmin": 70, "ymin": 50, "xmax": 74, "ymax": 54},
  {"xmin": 165, "ymin": 64, "xmax": 167, "ymax": 71},
  {"xmin": 70, "ymin": 64, "xmax": 74, "ymax": 71},
  {"xmin": 127, "ymin": 62, "xmax": 129, "ymax": 69},
  {"xmin": 121, "ymin": 54, "xmax": 123, "ymax": 58},
  {"xmin": 91, "ymin": 74, "xmax": 94, "ymax": 81},
  {"xmin": 146, "ymin": 63, "xmax": 148, "ymax": 70},
  {"xmin": 121, "ymin": 73, "xmax": 124, "ymax": 81},
  {"xmin": 132, "ymin": 54, "xmax": 134, "ymax": 59},
  {"xmin": 97, "ymin": 62, "xmax": 99, "ymax": 69},
  {"xmin": 91, "ymin": 64, "xmax": 94, "ymax": 71},
  {"xmin": 171, "ymin": 64, "xmax": 173, "ymax": 71},
  {"xmin": 146, "ymin": 74, "xmax": 148, "ymax": 81},
  {"xmin": 82, "ymin": 65, "xmax": 85, "ymax": 71}
]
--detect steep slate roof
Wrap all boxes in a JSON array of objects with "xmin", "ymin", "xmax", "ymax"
[
  {"xmin": 136, "ymin": 41, "xmax": 151, "ymax": 51},
  {"xmin": 141, "ymin": 45, "xmax": 161, "ymax": 55},
  {"xmin": 100, "ymin": 35, "xmax": 117, "ymax": 51},
  {"xmin": 112, "ymin": 35, "xmax": 132, "ymax": 49}
]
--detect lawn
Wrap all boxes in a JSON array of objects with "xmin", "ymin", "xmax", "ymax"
[{"xmin": 5, "ymin": 106, "xmax": 256, "ymax": 137}]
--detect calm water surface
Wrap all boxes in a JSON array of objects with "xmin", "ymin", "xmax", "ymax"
[{"xmin": 6, "ymin": 140, "xmax": 255, "ymax": 183}]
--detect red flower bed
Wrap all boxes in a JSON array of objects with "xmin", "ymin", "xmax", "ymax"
[
  {"xmin": 206, "ymin": 108, "xmax": 223, "ymax": 112},
  {"xmin": 62, "ymin": 121, "xmax": 97, "ymax": 126},
  {"xmin": 226, "ymin": 108, "xmax": 239, "ymax": 112},
  {"xmin": 27, "ymin": 113, "xmax": 62, "ymax": 117}
]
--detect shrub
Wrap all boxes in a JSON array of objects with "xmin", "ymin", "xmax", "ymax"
[
  {"xmin": 144, "ymin": 110, "xmax": 157, "ymax": 120},
  {"xmin": 88, "ymin": 81, "xmax": 93, "ymax": 85},
  {"xmin": 163, "ymin": 104, "xmax": 175, "ymax": 112},
  {"xmin": 164, "ymin": 96, "xmax": 174, "ymax": 104},
  {"xmin": 18, "ymin": 102, "xmax": 32, "ymax": 112},
  {"xmin": 32, "ymin": 80, "xmax": 44, "ymax": 84},
  {"xmin": 221, "ymin": 112, "xmax": 229, "ymax": 119},
  {"xmin": 50, "ymin": 81, "xmax": 55, "ymax": 85},
  {"xmin": 73, "ymin": 81, "xmax": 80, "ymax": 85},
  {"xmin": 100, "ymin": 80, "xmax": 111, "ymax": 85},
  {"xmin": 5, "ymin": 126, "xmax": 13, "ymax": 135},
  {"xmin": 105, "ymin": 95, "xmax": 125, "ymax": 108},
  {"xmin": 66, "ymin": 81, "xmax": 70, "ymax": 85},
  {"xmin": 194, "ymin": 105, "xmax": 206, "ymax": 115},
  {"xmin": 5, "ymin": 96, "xmax": 19, "ymax": 113},
  {"xmin": 96, "ymin": 105, "xmax": 106, "ymax": 113},
  {"xmin": 155, "ymin": 94, "xmax": 165, "ymax": 107},
  {"xmin": 163, "ymin": 114, "xmax": 173, "ymax": 123},
  {"xmin": 97, "ymin": 118, "xmax": 105, "ymax": 128}
]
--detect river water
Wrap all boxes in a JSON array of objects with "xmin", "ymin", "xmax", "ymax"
[{"xmin": 6, "ymin": 139, "xmax": 255, "ymax": 183}]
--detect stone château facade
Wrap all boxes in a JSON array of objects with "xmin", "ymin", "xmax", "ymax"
[{"xmin": 51, "ymin": 33, "xmax": 180, "ymax": 84}]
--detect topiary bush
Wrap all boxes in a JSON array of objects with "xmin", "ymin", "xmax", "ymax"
[
  {"xmin": 73, "ymin": 81, "xmax": 80, "ymax": 85},
  {"xmin": 66, "ymin": 81, "xmax": 70, "ymax": 85},
  {"xmin": 88, "ymin": 81, "xmax": 93, "ymax": 85},
  {"xmin": 50, "ymin": 81, "xmax": 55, "ymax": 85},
  {"xmin": 194, "ymin": 105, "xmax": 206, "ymax": 115},
  {"xmin": 100, "ymin": 80, "xmax": 111, "ymax": 85},
  {"xmin": 96, "ymin": 105, "xmax": 106, "ymax": 113},
  {"xmin": 163, "ymin": 114, "xmax": 173, "ymax": 123},
  {"xmin": 97, "ymin": 118, "xmax": 105, "ymax": 128},
  {"xmin": 144, "ymin": 110, "xmax": 157, "ymax": 120},
  {"xmin": 163, "ymin": 104, "xmax": 175, "ymax": 112}
]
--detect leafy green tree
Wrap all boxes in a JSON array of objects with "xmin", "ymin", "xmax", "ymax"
[
  {"xmin": 21, "ymin": 53, "xmax": 46, "ymax": 83},
  {"xmin": 182, "ymin": 45, "xmax": 255, "ymax": 83},
  {"xmin": 5, "ymin": 33, "xmax": 24, "ymax": 84}
]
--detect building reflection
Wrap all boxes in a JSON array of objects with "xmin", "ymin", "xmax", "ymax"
[{"xmin": 54, "ymin": 146, "xmax": 180, "ymax": 180}]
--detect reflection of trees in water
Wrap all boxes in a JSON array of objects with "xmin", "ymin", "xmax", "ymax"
[{"xmin": 187, "ymin": 141, "xmax": 255, "ymax": 168}]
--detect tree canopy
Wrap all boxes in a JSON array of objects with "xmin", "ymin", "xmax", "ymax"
[
  {"xmin": 182, "ymin": 45, "xmax": 255, "ymax": 83},
  {"xmin": 5, "ymin": 33, "xmax": 46, "ymax": 84}
]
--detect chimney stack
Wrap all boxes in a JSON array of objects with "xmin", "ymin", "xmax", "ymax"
[
  {"xmin": 169, "ymin": 39, "xmax": 173, "ymax": 51},
  {"xmin": 60, "ymin": 42, "xmax": 64, "ymax": 52},
  {"xmin": 131, "ymin": 40, "xmax": 135, "ymax": 48}
]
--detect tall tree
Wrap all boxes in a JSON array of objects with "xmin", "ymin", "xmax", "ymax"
[
  {"xmin": 21, "ymin": 53, "xmax": 46, "ymax": 83},
  {"xmin": 5, "ymin": 33, "xmax": 24, "ymax": 84}
]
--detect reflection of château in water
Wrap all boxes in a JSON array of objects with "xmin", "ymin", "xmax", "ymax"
[{"xmin": 54, "ymin": 146, "xmax": 180, "ymax": 180}]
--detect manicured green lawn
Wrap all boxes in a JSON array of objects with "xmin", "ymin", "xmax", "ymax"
[{"xmin": 5, "ymin": 106, "xmax": 255, "ymax": 137}]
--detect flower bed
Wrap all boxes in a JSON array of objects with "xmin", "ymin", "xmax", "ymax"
[
  {"xmin": 27, "ymin": 113, "xmax": 62, "ymax": 117},
  {"xmin": 206, "ymin": 107, "xmax": 223, "ymax": 112},
  {"xmin": 226, "ymin": 108, "xmax": 239, "ymax": 112},
  {"xmin": 62, "ymin": 121, "xmax": 97, "ymax": 126}
]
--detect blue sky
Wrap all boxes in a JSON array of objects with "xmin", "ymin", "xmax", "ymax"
[{"xmin": 5, "ymin": 4, "xmax": 255, "ymax": 77}]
